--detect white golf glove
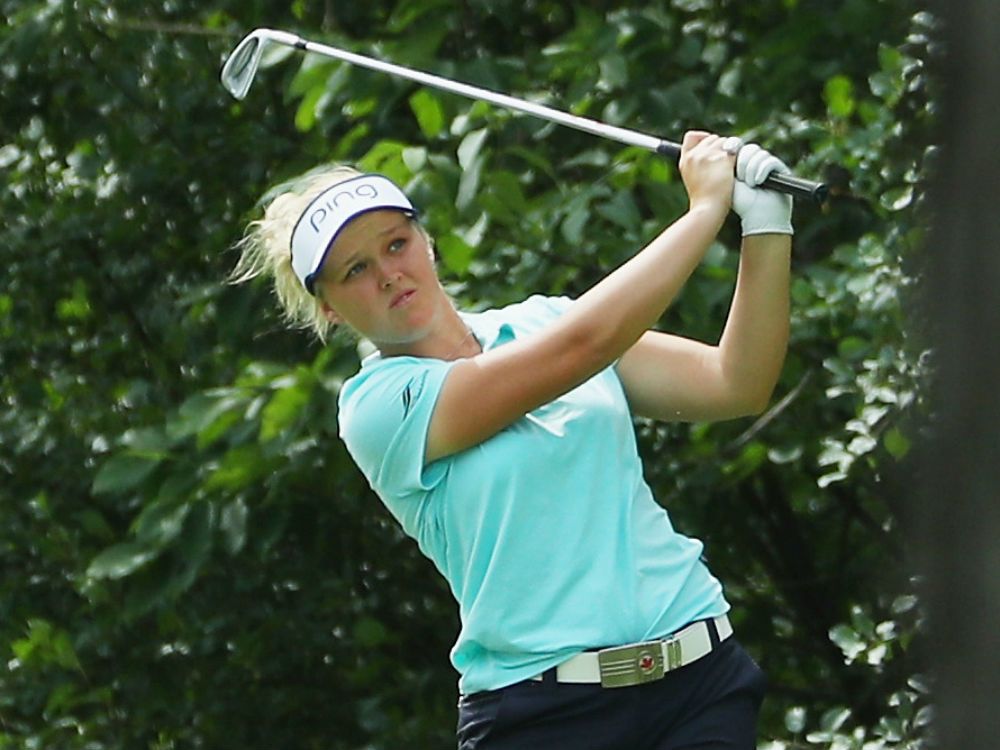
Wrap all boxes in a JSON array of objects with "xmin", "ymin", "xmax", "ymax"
[{"xmin": 731, "ymin": 142, "xmax": 794, "ymax": 237}]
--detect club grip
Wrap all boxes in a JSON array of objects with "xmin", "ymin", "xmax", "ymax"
[
  {"xmin": 760, "ymin": 171, "xmax": 829, "ymax": 204},
  {"xmin": 655, "ymin": 140, "xmax": 828, "ymax": 204}
]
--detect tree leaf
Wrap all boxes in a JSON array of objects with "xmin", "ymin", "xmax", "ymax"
[
  {"xmin": 260, "ymin": 383, "xmax": 310, "ymax": 442},
  {"xmin": 132, "ymin": 500, "xmax": 192, "ymax": 547},
  {"xmin": 829, "ymin": 624, "xmax": 865, "ymax": 663},
  {"xmin": 824, "ymin": 75, "xmax": 856, "ymax": 118},
  {"xmin": 457, "ymin": 128, "xmax": 488, "ymax": 171},
  {"xmin": 437, "ymin": 233, "xmax": 475, "ymax": 275},
  {"xmin": 86, "ymin": 542, "xmax": 160, "ymax": 580},
  {"xmin": 785, "ymin": 706, "xmax": 807, "ymax": 733},
  {"xmin": 220, "ymin": 498, "xmax": 249, "ymax": 556},
  {"xmin": 160, "ymin": 501, "xmax": 215, "ymax": 601},
  {"xmin": 91, "ymin": 453, "xmax": 160, "ymax": 495},
  {"xmin": 456, "ymin": 152, "xmax": 484, "ymax": 211},
  {"xmin": 409, "ymin": 90, "xmax": 445, "ymax": 138}
]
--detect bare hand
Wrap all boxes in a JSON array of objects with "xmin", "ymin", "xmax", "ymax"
[{"xmin": 678, "ymin": 131, "xmax": 736, "ymax": 215}]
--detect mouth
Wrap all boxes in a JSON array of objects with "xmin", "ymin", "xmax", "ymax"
[{"xmin": 389, "ymin": 289, "xmax": 416, "ymax": 309}]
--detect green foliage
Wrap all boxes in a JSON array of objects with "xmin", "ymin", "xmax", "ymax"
[{"xmin": 1, "ymin": 0, "xmax": 936, "ymax": 748}]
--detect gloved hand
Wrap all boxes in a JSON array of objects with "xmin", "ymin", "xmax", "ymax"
[{"xmin": 730, "ymin": 142, "xmax": 794, "ymax": 237}]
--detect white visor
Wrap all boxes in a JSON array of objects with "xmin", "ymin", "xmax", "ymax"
[{"xmin": 290, "ymin": 174, "xmax": 415, "ymax": 294}]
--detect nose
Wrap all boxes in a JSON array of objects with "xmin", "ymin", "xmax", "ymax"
[{"xmin": 377, "ymin": 263, "xmax": 402, "ymax": 289}]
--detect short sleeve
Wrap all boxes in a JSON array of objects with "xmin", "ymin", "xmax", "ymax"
[
  {"xmin": 338, "ymin": 357, "xmax": 456, "ymax": 500},
  {"xmin": 524, "ymin": 294, "xmax": 573, "ymax": 320}
]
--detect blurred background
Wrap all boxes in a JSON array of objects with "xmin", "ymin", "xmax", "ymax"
[{"xmin": 1, "ymin": 1, "xmax": 938, "ymax": 747}]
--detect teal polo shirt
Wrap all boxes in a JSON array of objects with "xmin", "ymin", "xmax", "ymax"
[{"xmin": 338, "ymin": 295, "xmax": 728, "ymax": 694}]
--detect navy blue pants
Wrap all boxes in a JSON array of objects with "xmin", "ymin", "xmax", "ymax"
[{"xmin": 457, "ymin": 629, "xmax": 766, "ymax": 750}]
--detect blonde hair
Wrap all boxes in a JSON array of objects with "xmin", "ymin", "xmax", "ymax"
[{"xmin": 229, "ymin": 164, "xmax": 363, "ymax": 342}]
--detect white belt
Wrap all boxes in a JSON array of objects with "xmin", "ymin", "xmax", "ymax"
[{"xmin": 533, "ymin": 615, "xmax": 733, "ymax": 689}]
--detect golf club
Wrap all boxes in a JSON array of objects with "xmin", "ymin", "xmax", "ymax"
[{"xmin": 221, "ymin": 28, "xmax": 828, "ymax": 203}]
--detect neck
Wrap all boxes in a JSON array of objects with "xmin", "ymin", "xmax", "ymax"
[
  {"xmin": 443, "ymin": 327, "xmax": 480, "ymax": 360},
  {"xmin": 377, "ymin": 307, "xmax": 481, "ymax": 361}
]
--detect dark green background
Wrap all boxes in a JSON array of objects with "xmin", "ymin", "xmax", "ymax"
[{"xmin": 1, "ymin": 1, "xmax": 935, "ymax": 747}]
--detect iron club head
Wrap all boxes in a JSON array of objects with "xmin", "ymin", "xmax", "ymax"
[{"xmin": 220, "ymin": 28, "xmax": 304, "ymax": 100}]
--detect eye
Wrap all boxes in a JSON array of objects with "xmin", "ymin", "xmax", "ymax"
[
  {"xmin": 344, "ymin": 261, "xmax": 367, "ymax": 280},
  {"xmin": 387, "ymin": 237, "xmax": 406, "ymax": 253}
]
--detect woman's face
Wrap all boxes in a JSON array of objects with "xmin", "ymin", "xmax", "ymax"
[{"xmin": 313, "ymin": 209, "xmax": 447, "ymax": 353}]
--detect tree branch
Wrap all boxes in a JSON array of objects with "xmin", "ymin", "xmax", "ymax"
[
  {"xmin": 87, "ymin": 17, "xmax": 236, "ymax": 38},
  {"xmin": 723, "ymin": 368, "xmax": 814, "ymax": 455}
]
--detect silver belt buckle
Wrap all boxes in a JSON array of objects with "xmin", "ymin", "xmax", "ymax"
[{"xmin": 596, "ymin": 640, "xmax": 665, "ymax": 688}]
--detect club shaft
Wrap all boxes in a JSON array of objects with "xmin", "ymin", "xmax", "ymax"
[
  {"xmin": 302, "ymin": 39, "xmax": 664, "ymax": 151},
  {"xmin": 275, "ymin": 33, "xmax": 826, "ymax": 203}
]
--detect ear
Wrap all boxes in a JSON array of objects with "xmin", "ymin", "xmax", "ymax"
[{"xmin": 318, "ymin": 297, "xmax": 342, "ymax": 325}]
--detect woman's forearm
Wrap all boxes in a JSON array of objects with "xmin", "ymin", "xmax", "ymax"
[{"xmin": 717, "ymin": 233, "xmax": 792, "ymax": 411}]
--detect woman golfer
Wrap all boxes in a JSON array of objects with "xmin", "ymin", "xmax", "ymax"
[{"xmin": 233, "ymin": 131, "xmax": 793, "ymax": 749}]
